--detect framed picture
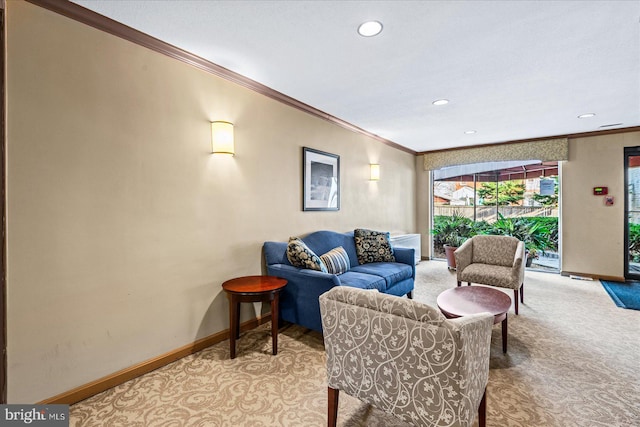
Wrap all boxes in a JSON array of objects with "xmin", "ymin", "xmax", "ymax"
[{"xmin": 303, "ymin": 147, "xmax": 340, "ymax": 211}]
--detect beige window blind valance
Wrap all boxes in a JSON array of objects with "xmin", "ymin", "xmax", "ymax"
[{"xmin": 423, "ymin": 138, "xmax": 568, "ymax": 171}]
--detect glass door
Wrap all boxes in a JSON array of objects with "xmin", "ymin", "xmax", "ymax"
[{"xmin": 624, "ymin": 147, "xmax": 640, "ymax": 279}]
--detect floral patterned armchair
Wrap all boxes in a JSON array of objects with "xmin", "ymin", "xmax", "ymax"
[
  {"xmin": 319, "ymin": 286, "xmax": 493, "ymax": 427},
  {"xmin": 454, "ymin": 235, "xmax": 526, "ymax": 314}
]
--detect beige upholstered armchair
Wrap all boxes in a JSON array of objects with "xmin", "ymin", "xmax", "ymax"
[
  {"xmin": 454, "ymin": 235, "xmax": 526, "ymax": 314},
  {"xmin": 319, "ymin": 286, "xmax": 493, "ymax": 427}
]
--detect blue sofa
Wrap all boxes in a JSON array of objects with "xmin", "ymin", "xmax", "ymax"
[{"xmin": 263, "ymin": 230, "xmax": 415, "ymax": 332}]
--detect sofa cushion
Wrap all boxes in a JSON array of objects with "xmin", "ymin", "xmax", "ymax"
[
  {"xmin": 338, "ymin": 271, "xmax": 387, "ymax": 292},
  {"xmin": 320, "ymin": 246, "xmax": 350, "ymax": 275},
  {"xmin": 351, "ymin": 262, "xmax": 413, "ymax": 287},
  {"xmin": 458, "ymin": 263, "xmax": 517, "ymax": 289},
  {"xmin": 286, "ymin": 237, "xmax": 327, "ymax": 273},
  {"xmin": 354, "ymin": 229, "xmax": 396, "ymax": 264}
]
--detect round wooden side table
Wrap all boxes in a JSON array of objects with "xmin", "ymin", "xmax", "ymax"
[
  {"xmin": 437, "ymin": 285, "xmax": 512, "ymax": 353},
  {"xmin": 222, "ymin": 275, "xmax": 287, "ymax": 359}
]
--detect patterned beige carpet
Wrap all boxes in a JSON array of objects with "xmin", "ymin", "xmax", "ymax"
[{"xmin": 70, "ymin": 262, "xmax": 640, "ymax": 426}]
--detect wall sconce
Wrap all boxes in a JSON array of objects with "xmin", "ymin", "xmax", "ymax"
[
  {"xmin": 370, "ymin": 164, "xmax": 380, "ymax": 181},
  {"xmin": 211, "ymin": 121, "xmax": 235, "ymax": 155}
]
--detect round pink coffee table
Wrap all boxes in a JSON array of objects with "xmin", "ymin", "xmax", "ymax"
[{"xmin": 437, "ymin": 286, "xmax": 511, "ymax": 353}]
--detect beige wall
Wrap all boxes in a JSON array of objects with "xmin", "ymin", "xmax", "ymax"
[
  {"xmin": 6, "ymin": 1, "xmax": 416, "ymax": 403},
  {"xmin": 562, "ymin": 131, "xmax": 640, "ymax": 278}
]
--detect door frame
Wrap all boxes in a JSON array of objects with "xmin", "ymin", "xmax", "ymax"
[
  {"xmin": 1, "ymin": 2, "xmax": 7, "ymax": 403},
  {"xmin": 623, "ymin": 147, "xmax": 640, "ymax": 280}
]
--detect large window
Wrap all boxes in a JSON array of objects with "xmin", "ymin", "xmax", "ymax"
[{"xmin": 432, "ymin": 161, "xmax": 559, "ymax": 271}]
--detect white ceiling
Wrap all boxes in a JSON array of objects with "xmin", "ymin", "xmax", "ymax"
[{"xmin": 72, "ymin": 0, "xmax": 640, "ymax": 153}]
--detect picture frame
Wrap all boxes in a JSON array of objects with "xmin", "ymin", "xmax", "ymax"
[{"xmin": 303, "ymin": 147, "xmax": 340, "ymax": 211}]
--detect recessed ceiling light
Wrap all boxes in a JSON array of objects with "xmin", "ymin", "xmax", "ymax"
[
  {"xmin": 599, "ymin": 123, "xmax": 623, "ymax": 128},
  {"xmin": 432, "ymin": 99, "xmax": 449, "ymax": 106},
  {"xmin": 578, "ymin": 113, "xmax": 596, "ymax": 119},
  {"xmin": 464, "ymin": 130, "xmax": 477, "ymax": 134},
  {"xmin": 358, "ymin": 21, "xmax": 383, "ymax": 37}
]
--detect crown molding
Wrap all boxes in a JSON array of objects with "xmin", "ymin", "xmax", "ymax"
[{"xmin": 25, "ymin": 0, "xmax": 416, "ymax": 156}]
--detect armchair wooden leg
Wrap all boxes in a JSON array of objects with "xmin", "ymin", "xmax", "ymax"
[
  {"xmin": 513, "ymin": 289, "xmax": 519, "ymax": 315},
  {"xmin": 328, "ymin": 387, "xmax": 339, "ymax": 427},
  {"xmin": 520, "ymin": 283, "xmax": 524, "ymax": 303},
  {"xmin": 407, "ymin": 290, "xmax": 413, "ymax": 299},
  {"xmin": 457, "ymin": 281, "xmax": 461, "ymax": 287},
  {"xmin": 478, "ymin": 388, "xmax": 487, "ymax": 427}
]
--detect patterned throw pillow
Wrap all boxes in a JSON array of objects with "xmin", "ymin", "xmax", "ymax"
[
  {"xmin": 354, "ymin": 229, "xmax": 396, "ymax": 264},
  {"xmin": 286, "ymin": 237, "xmax": 328, "ymax": 273},
  {"xmin": 320, "ymin": 246, "xmax": 351, "ymax": 275}
]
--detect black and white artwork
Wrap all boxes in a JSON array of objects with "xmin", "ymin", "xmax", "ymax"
[{"xmin": 303, "ymin": 147, "xmax": 340, "ymax": 211}]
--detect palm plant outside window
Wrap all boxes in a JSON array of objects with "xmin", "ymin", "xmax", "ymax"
[{"xmin": 432, "ymin": 161, "xmax": 559, "ymax": 270}]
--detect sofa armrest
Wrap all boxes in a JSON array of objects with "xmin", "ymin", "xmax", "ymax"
[
  {"xmin": 448, "ymin": 312, "xmax": 493, "ymax": 349},
  {"xmin": 393, "ymin": 247, "xmax": 415, "ymax": 266},
  {"xmin": 263, "ymin": 241, "xmax": 289, "ymax": 266},
  {"xmin": 393, "ymin": 247, "xmax": 416, "ymax": 280},
  {"xmin": 448, "ymin": 312, "xmax": 493, "ymax": 413},
  {"xmin": 512, "ymin": 241, "xmax": 525, "ymax": 267},
  {"xmin": 512, "ymin": 241, "xmax": 526, "ymax": 284},
  {"xmin": 449, "ymin": 313, "xmax": 493, "ymax": 366},
  {"xmin": 454, "ymin": 238, "xmax": 473, "ymax": 274}
]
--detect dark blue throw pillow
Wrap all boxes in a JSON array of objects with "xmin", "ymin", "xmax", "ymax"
[
  {"xmin": 354, "ymin": 229, "xmax": 396, "ymax": 264},
  {"xmin": 286, "ymin": 237, "xmax": 328, "ymax": 272}
]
